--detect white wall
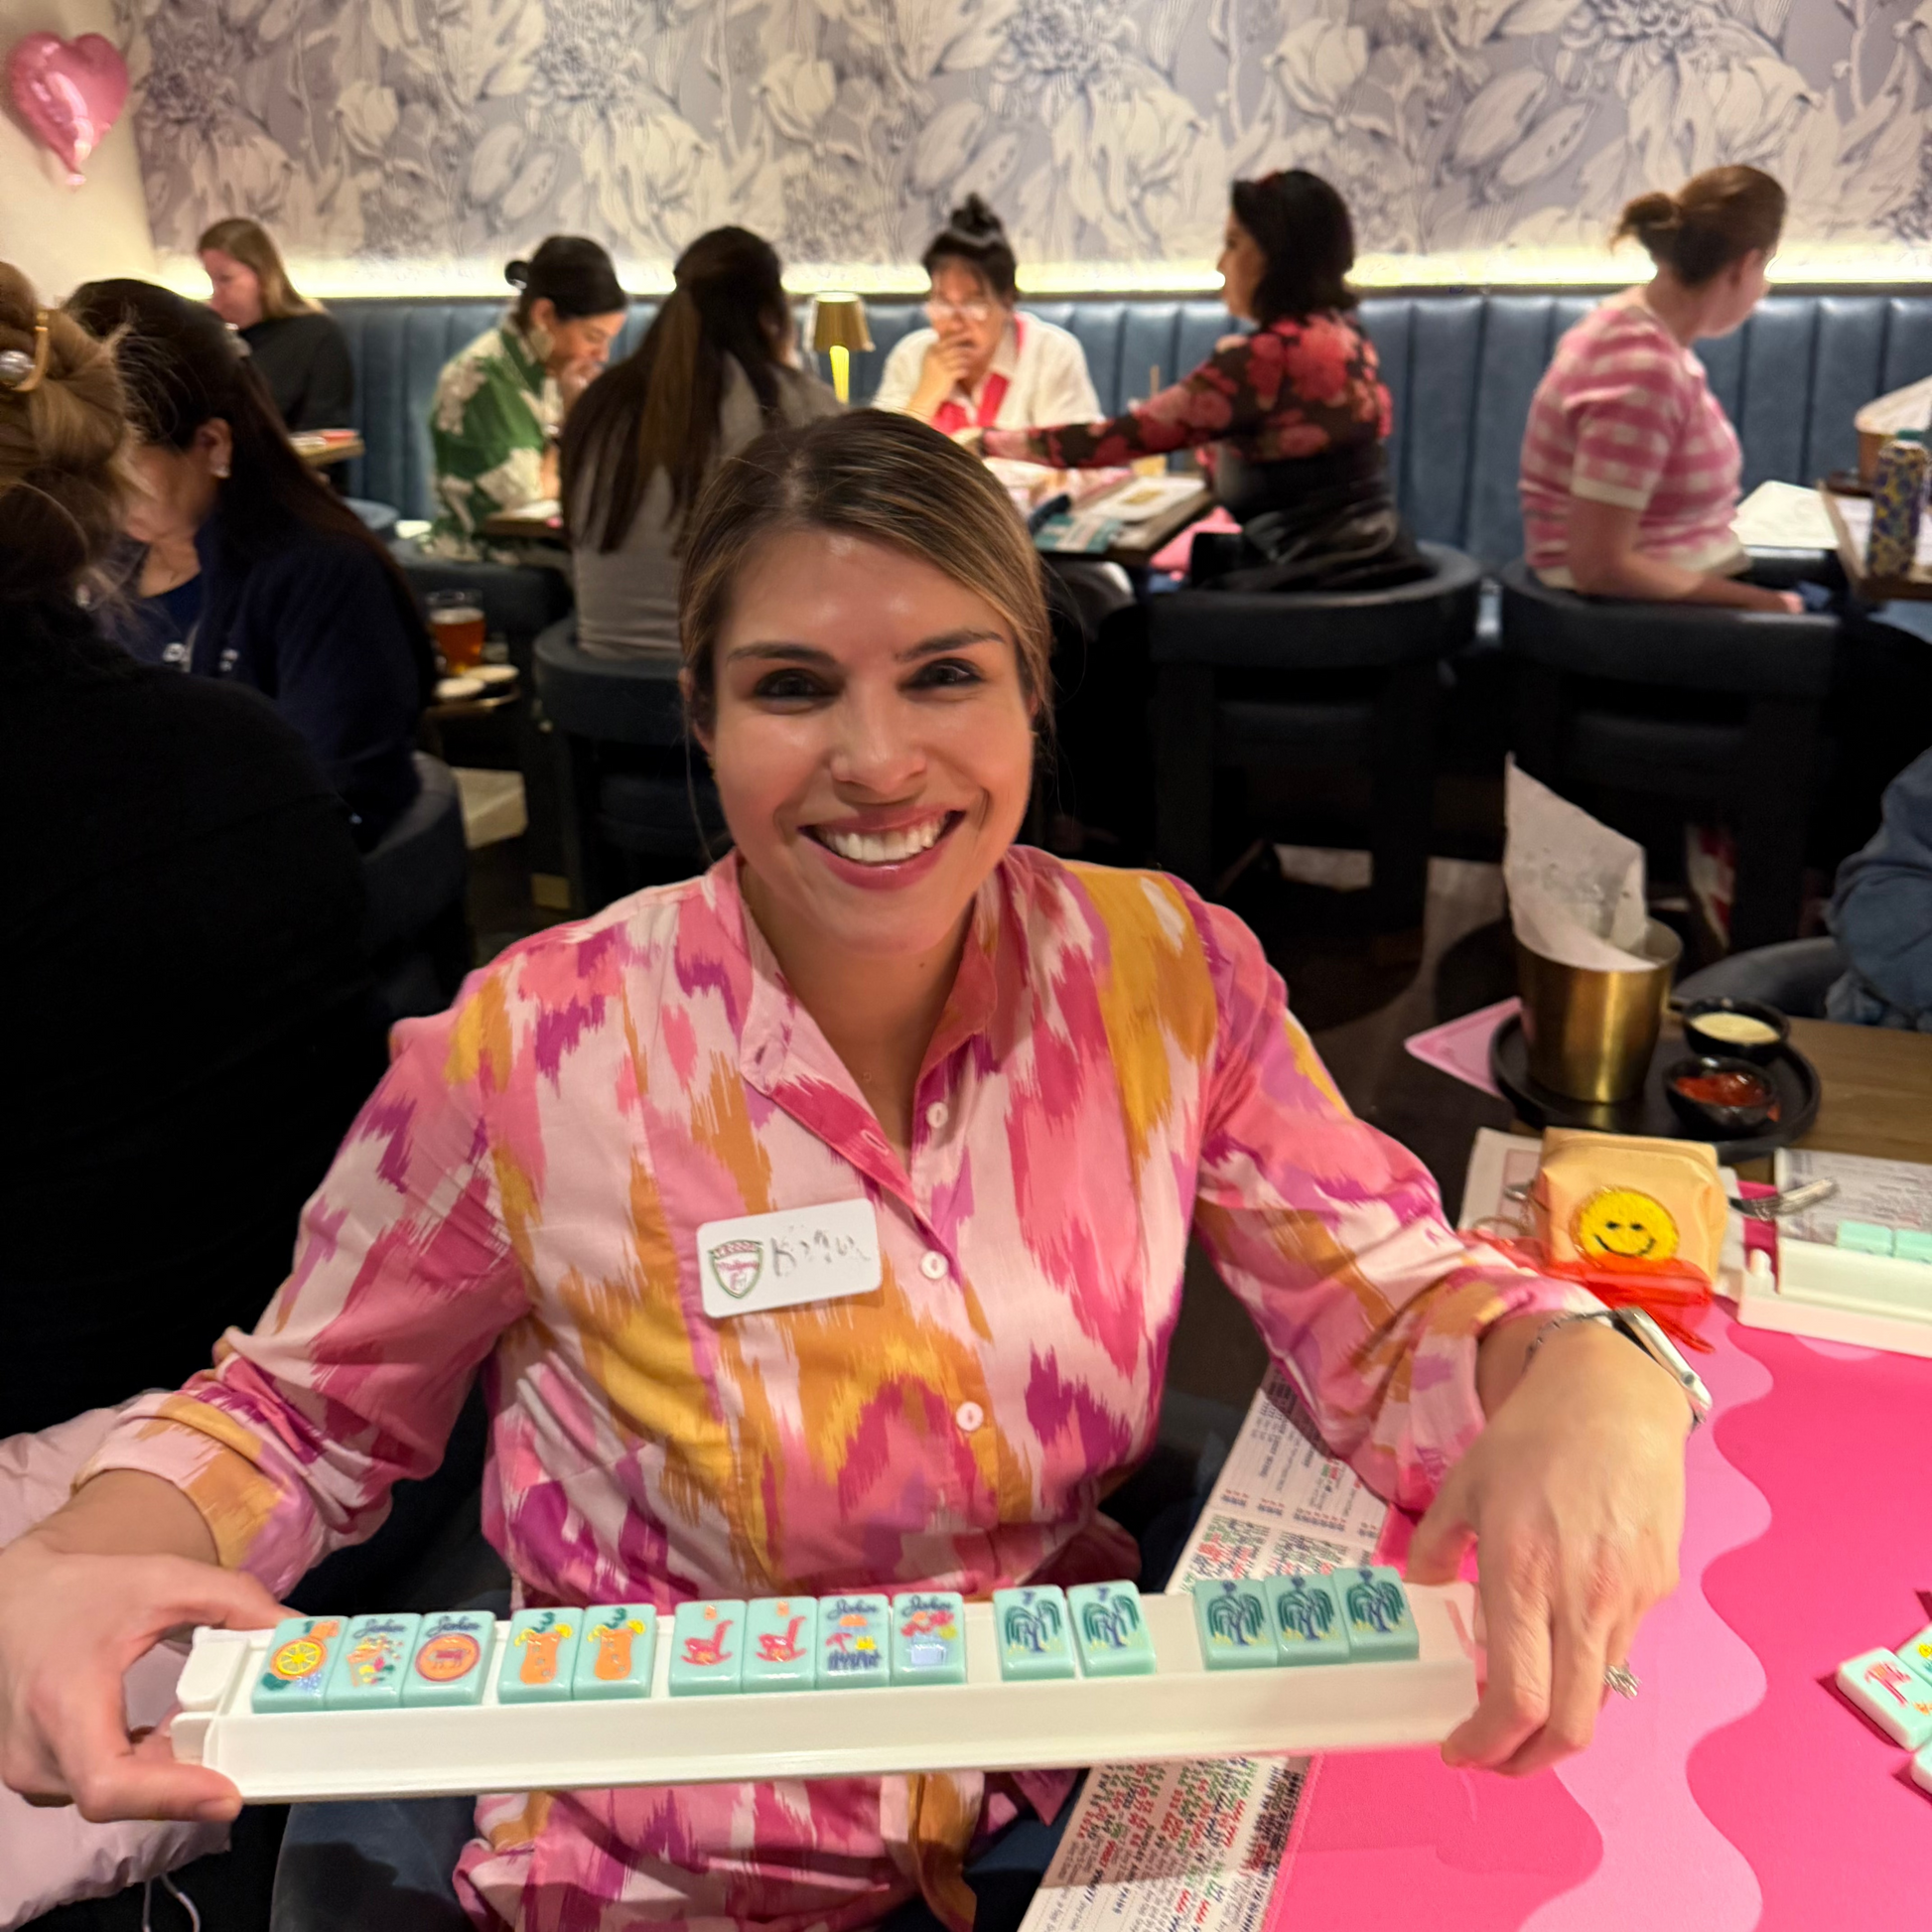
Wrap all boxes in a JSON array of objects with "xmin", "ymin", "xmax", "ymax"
[{"xmin": 0, "ymin": 0, "xmax": 153, "ymax": 300}]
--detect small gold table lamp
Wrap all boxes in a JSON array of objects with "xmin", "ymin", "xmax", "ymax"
[{"xmin": 810, "ymin": 293, "xmax": 872, "ymax": 405}]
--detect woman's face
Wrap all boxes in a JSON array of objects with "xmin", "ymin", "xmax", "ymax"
[
  {"xmin": 1217, "ymin": 211, "xmax": 1268, "ymax": 323},
  {"xmin": 529, "ymin": 299, "xmax": 626, "ymax": 377},
  {"xmin": 201, "ymin": 250, "xmax": 263, "ymax": 330},
  {"xmin": 122, "ymin": 420, "xmax": 229, "ymax": 548},
  {"xmin": 700, "ymin": 526, "xmax": 1035, "ymax": 966},
  {"xmin": 925, "ymin": 261, "xmax": 1012, "ymax": 381}
]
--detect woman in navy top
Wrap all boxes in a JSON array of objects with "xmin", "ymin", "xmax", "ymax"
[{"xmin": 68, "ymin": 280, "xmax": 433, "ymax": 847}]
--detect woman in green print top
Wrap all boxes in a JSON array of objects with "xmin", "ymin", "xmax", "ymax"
[{"xmin": 424, "ymin": 236, "xmax": 627, "ymax": 560}]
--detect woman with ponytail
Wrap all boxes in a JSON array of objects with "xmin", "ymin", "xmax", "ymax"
[
  {"xmin": 1520, "ymin": 167, "xmax": 1796, "ymax": 609},
  {"xmin": 561, "ymin": 225, "xmax": 838, "ymax": 658},
  {"xmin": 0, "ymin": 261, "xmax": 382, "ymax": 1436}
]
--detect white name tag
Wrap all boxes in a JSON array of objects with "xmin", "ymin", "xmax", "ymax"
[{"xmin": 696, "ymin": 1199, "xmax": 883, "ymax": 1319}]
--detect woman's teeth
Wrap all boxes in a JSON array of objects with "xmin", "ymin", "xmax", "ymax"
[{"xmin": 816, "ymin": 816, "xmax": 949, "ymax": 866}]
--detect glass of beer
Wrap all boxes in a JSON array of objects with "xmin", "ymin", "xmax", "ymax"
[{"xmin": 426, "ymin": 590, "xmax": 486, "ymax": 672}]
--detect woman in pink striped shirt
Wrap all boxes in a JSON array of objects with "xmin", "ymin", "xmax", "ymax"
[
  {"xmin": 1520, "ymin": 167, "xmax": 1802, "ymax": 615},
  {"xmin": 0, "ymin": 415, "xmax": 1693, "ymax": 1932}
]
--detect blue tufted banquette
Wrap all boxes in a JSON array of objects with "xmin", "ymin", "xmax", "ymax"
[{"xmin": 328, "ymin": 290, "xmax": 1932, "ymax": 569}]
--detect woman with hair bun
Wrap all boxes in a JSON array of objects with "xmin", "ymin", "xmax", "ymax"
[
  {"xmin": 424, "ymin": 235, "xmax": 627, "ymax": 559},
  {"xmin": 0, "ymin": 261, "xmax": 382, "ymax": 1437},
  {"xmin": 1520, "ymin": 166, "xmax": 1797, "ymax": 610},
  {"xmin": 874, "ymin": 195, "xmax": 1101, "ymax": 432}
]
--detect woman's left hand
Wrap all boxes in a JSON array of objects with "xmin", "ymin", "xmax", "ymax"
[{"xmin": 1406, "ymin": 1317, "xmax": 1690, "ymax": 1777}]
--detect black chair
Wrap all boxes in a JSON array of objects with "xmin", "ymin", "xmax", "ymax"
[
  {"xmin": 391, "ymin": 541, "xmax": 576, "ymax": 889},
  {"xmin": 532, "ymin": 617, "xmax": 726, "ymax": 914},
  {"xmin": 1675, "ymin": 936, "xmax": 1847, "ymax": 1018},
  {"xmin": 363, "ymin": 751, "xmax": 472, "ymax": 1025},
  {"xmin": 1499, "ymin": 563, "xmax": 1838, "ymax": 952},
  {"xmin": 1150, "ymin": 543, "xmax": 1482, "ymax": 928}
]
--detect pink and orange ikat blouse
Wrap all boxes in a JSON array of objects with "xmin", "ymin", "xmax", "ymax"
[{"xmin": 86, "ymin": 850, "xmax": 1585, "ymax": 1932}]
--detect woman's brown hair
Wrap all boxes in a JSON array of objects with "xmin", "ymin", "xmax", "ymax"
[
  {"xmin": 677, "ymin": 410, "xmax": 1051, "ymax": 734},
  {"xmin": 197, "ymin": 217, "xmax": 318, "ymax": 321},
  {"xmin": 1614, "ymin": 168, "xmax": 1786, "ymax": 288},
  {"xmin": 0, "ymin": 261, "xmax": 131, "ymax": 604}
]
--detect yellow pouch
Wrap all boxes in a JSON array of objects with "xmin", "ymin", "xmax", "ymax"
[{"xmin": 1532, "ymin": 1128, "xmax": 1727, "ymax": 1287}]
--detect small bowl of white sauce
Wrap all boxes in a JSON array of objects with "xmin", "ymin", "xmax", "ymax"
[{"xmin": 1680, "ymin": 997, "xmax": 1790, "ymax": 1064}]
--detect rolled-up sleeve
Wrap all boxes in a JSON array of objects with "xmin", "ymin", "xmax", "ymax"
[
  {"xmin": 1186, "ymin": 898, "xmax": 1590, "ymax": 1512},
  {"xmin": 78, "ymin": 982, "xmax": 532, "ymax": 1592}
]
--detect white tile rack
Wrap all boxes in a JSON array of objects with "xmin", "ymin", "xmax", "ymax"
[{"xmin": 170, "ymin": 1586, "xmax": 1477, "ymax": 1804}]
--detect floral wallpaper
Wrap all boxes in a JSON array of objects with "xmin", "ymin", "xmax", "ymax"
[{"xmin": 117, "ymin": 0, "xmax": 1932, "ymax": 286}]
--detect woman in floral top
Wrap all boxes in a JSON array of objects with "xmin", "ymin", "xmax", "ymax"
[
  {"xmin": 424, "ymin": 236, "xmax": 627, "ymax": 561},
  {"xmin": 0, "ymin": 417, "xmax": 1691, "ymax": 1932},
  {"xmin": 984, "ymin": 171, "xmax": 1393, "ymax": 528}
]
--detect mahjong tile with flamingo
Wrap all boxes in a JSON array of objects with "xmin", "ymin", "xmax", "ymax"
[
  {"xmin": 669, "ymin": 1598, "xmax": 744, "ymax": 1696},
  {"xmin": 745, "ymin": 1595, "xmax": 818, "ymax": 1692},
  {"xmin": 1837, "ymin": 1647, "xmax": 1932, "ymax": 1748}
]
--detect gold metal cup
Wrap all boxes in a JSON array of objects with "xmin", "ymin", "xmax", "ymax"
[{"xmin": 1514, "ymin": 918, "xmax": 1682, "ymax": 1104}]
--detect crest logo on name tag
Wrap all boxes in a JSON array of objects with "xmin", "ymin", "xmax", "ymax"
[
  {"xmin": 706, "ymin": 1239, "xmax": 764, "ymax": 1301},
  {"xmin": 696, "ymin": 1199, "xmax": 883, "ymax": 1318}
]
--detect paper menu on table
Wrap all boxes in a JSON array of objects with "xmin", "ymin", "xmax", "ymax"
[
  {"xmin": 1020, "ymin": 1757, "xmax": 1307, "ymax": 1932},
  {"xmin": 1732, "ymin": 480, "xmax": 1838, "ymax": 551},
  {"xmin": 1019, "ymin": 1372, "xmax": 1383, "ymax": 1932},
  {"xmin": 1777, "ymin": 1148, "xmax": 1932, "ymax": 1243}
]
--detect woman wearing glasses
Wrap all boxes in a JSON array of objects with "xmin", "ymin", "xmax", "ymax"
[{"xmin": 874, "ymin": 197, "xmax": 1100, "ymax": 433}]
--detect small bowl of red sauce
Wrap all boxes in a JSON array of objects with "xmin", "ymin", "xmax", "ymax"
[{"xmin": 1664, "ymin": 1054, "xmax": 1780, "ymax": 1137}]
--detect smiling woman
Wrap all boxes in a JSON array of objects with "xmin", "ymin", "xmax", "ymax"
[{"xmin": 0, "ymin": 410, "xmax": 1695, "ymax": 1932}]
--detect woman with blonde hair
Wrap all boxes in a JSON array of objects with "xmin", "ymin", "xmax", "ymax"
[
  {"xmin": 0, "ymin": 410, "xmax": 1694, "ymax": 1928},
  {"xmin": 199, "ymin": 217, "xmax": 353, "ymax": 435}
]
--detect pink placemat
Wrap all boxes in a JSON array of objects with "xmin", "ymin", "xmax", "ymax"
[
  {"xmin": 1403, "ymin": 998, "xmax": 1518, "ymax": 1099},
  {"xmin": 1150, "ymin": 506, "xmax": 1239, "ymax": 576},
  {"xmin": 1265, "ymin": 1311, "xmax": 1932, "ymax": 1930}
]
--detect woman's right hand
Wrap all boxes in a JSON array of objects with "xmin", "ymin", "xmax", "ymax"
[{"xmin": 0, "ymin": 1525, "xmax": 285, "ymax": 1822}]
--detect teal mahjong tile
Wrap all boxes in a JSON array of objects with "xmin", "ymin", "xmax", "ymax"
[
  {"xmin": 571, "ymin": 1605, "xmax": 658, "ymax": 1701},
  {"xmin": 668, "ymin": 1599, "xmax": 745, "ymax": 1696},
  {"xmin": 1901, "ymin": 1624, "xmax": 1932, "ymax": 1687},
  {"xmin": 497, "ymin": 1607, "xmax": 583, "ymax": 1705},
  {"xmin": 1068, "ymin": 1583, "xmax": 1156, "ymax": 1678},
  {"xmin": 1897, "ymin": 1230, "xmax": 1932, "ymax": 1265},
  {"xmin": 1265, "ymin": 1573, "xmax": 1350, "ymax": 1666},
  {"xmin": 992, "ymin": 1586, "xmax": 1077, "ymax": 1681},
  {"xmin": 743, "ymin": 1596, "xmax": 818, "ymax": 1692},
  {"xmin": 402, "ymin": 1611, "xmax": 495, "ymax": 1708},
  {"xmin": 1193, "ymin": 1580, "xmax": 1278, "ymax": 1670},
  {"xmin": 252, "ymin": 1615, "xmax": 347, "ymax": 1712},
  {"xmin": 322, "ymin": 1613, "xmax": 422, "ymax": 1711},
  {"xmin": 817, "ymin": 1593, "xmax": 892, "ymax": 1689},
  {"xmin": 1839, "ymin": 1648, "xmax": 1932, "ymax": 1748},
  {"xmin": 1337, "ymin": 1567, "xmax": 1420, "ymax": 1661},
  {"xmin": 892, "ymin": 1591, "xmax": 966, "ymax": 1686},
  {"xmin": 1837, "ymin": 1220, "xmax": 1896, "ymax": 1256}
]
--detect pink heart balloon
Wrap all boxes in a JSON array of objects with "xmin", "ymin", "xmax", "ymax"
[{"xmin": 7, "ymin": 32, "xmax": 128, "ymax": 185}]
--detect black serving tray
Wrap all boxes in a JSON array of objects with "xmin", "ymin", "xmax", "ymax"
[{"xmin": 1490, "ymin": 1015, "xmax": 1820, "ymax": 1165}]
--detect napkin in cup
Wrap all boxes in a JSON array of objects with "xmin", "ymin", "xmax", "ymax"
[{"xmin": 1503, "ymin": 759, "xmax": 1653, "ymax": 970}]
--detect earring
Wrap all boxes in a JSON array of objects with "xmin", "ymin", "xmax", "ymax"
[{"xmin": 213, "ymin": 461, "xmax": 230, "ymax": 479}]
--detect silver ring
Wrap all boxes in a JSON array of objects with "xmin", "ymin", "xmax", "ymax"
[{"xmin": 1604, "ymin": 1662, "xmax": 1640, "ymax": 1699}]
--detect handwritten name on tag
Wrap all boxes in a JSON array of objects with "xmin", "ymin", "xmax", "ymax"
[{"xmin": 697, "ymin": 1199, "xmax": 882, "ymax": 1318}]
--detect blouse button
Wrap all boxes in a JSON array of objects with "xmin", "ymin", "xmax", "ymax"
[
  {"xmin": 924, "ymin": 1101, "xmax": 949, "ymax": 1130},
  {"xmin": 919, "ymin": 1251, "xmax": 949, "ymax": 1281},
  {"xmin": 954, "ymin": 1401, "xmax": 985, "ymax": 1434}
]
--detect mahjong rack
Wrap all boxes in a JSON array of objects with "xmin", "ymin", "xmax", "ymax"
[{"xmin": 171, "ymin": 1573, "xmax": 1477, "ymax": 1804}]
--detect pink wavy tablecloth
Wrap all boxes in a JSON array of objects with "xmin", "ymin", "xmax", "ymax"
[{"xmin": 1266, "ymin": 1310, "xmax": 1932, "ymax": 1931}]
